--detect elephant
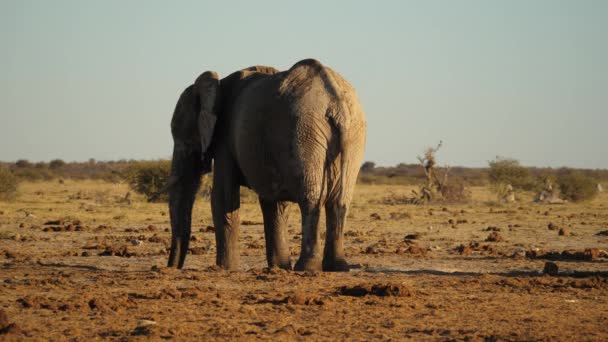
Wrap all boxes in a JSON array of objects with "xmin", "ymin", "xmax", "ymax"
[{"xmin": 166, "ymin": 59, "xmax": 366, "ymax": 272}]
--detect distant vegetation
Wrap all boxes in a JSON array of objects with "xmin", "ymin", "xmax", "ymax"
[
  {"xmin": 0, "ymin": 165, "xmax": 19, "ymax": 201},
  {"xmin": 556, "ymin": 170, "xmax": 599, "ymax": 202},
  {"xmin": 0, "ymin": 157, "xmax": 605, "ymax": 203},
  {"xmin": 358, "ymin": 159, "xmax": 607, "ymax": 187},
  {"xmin": 123, "ymin": 161, "xmax": 172, "ymax": 202},
  {"xmin": 488, "ymin": 157, "xmax": 535, "ymax": 190}
]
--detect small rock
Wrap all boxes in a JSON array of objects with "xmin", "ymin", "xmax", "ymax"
[
  {"xmin": 137, "ymin": 320, "xmax": 157, "ymax": 327},
  {"xmin": 365, "ymin": 244, "xmax": 381, "ymax": 254},
  {"xmin": 558, "ymin": 228, "xmax": 569, "ymax": 236},
  {"xmin": 130, "ymin": 239, "xmax": 143, "ymax": 246},
  {"xmin": 404, "ymin": 233, "xmax": 420, "ymax": 240},
  {"xmin": 485, "ymin": 232, "xmax": 504, "ymax": 242},
  {"xmin": 457, "ymin": 245, "xmax": 473, "ymax": 256},
  {"xmin": 543, "ymin": 262, "xmax": 559, "ymax": 276}
]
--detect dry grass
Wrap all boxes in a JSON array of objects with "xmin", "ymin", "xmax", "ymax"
[{"xmin": 1, "ymin": 180, "xmax": 607, "ymax": 340}]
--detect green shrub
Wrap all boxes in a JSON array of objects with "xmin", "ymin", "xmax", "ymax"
[
  {"xmin": 557, "ymin": 171, "xmax": 598, "ymax": 202},
  {"xmin": 124, "ymin": 161, "xmax": 171, "ymax": 202},
  {"xmin": 15, "ymin": 159, "xmax": 32, "ymax": 168},
  {"xmin": 14, "ymin": 168, "xmax": 55, "ymax": 181},
  {"xmin": 49, "ymin": 159, "xmax": 66, "ymax": 169},
  {"xmin": 488, "ymin": 157, "xmax": 535, "ymax": 190},
  {"xmin": 0, "ymin": 165, "xmax": 19, "ymax": 200}
]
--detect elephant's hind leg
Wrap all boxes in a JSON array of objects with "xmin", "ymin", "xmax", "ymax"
[
  {"xmin": 323, "ymin": 202, "xmax": 350, "ymax": 272},
  {"xmin": 259, "ymin": 199, "xmax": 292, "ymax": 270},
  {"xmin": 294, "ymin": 201, "xmax": 323, "ymax": 271}
]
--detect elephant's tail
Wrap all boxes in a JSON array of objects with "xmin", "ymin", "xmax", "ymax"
[{"xmin": 325, "ymin": 107, "xmax": 365, "ymax": 207}]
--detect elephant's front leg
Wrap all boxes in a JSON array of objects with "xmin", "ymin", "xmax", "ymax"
[
  {"xmin": 259, "ymin": 199, "xmax": 292, "ymax": 269},
  {"xmin": 294, "ymin": 202, "xmax": 323, "ymax": 271},
  {"xmin": 211, "ymin": 155, "xmax": 241, "ymax": 270}
]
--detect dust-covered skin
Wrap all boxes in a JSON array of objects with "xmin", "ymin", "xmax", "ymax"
[{"xmin": 1, "ymin": 181, "xmax": 608, "ymax": 340}]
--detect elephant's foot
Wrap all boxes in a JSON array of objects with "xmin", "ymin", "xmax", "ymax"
[
  {"xmin": 268, "ymin": 255, "xmax": 292, "ymax": 270},
  {"xmin": 294, "ymin": 257, "xmax": 322, "ymax": 272},
  {"xmin": 322, "ymin": 258, "xmax": 350, "ymax": 272},
  {"xmin": 216, "ymin": 254, "xmax": 240, "ymax": 271}
]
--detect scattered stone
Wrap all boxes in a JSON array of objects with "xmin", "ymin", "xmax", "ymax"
[
  {"xmin": 130, "ymin": 239, "xmax": 143, "ymax": 246},
  {"xmin": 526, "ymin": 248, "xmax": 601, "ymax": 261},
  {"xmin": 370, "ymin": 213, "xmax": 382, "ymax": 220},
  {"xmin": 241, "ymin": 220, "xmax": 262, "ymax": 226},
  {"xmin": 147, "ymin": 235, "xmax": 166, "ymax": 243},
  {"xmin": 396, "ymin": 246, "xmax": 426, "ymax": 256},
  {"xmin": 188, "ymin": 247, "xmax": 208, "ymax": 255},
  {"xmin": 389, "ymin": 212, "xmax": 412, "ymax": 220},
  {"xmin": 339, "ymin": 283, "xmax": 413, "ymax": 297},
  {"xmin": 44, "ymin": 220, "xmax": 64, "ymax": 225},
  {"xmin": 137, "ymin": 319, "xmax": 158, "ymax": 327},
  {"xmin": 98, "ymin": 246, "xmax": 135, "ymax": 257},
  {"xmin": 543, "ymin": 262, "xmax": 559, "ymax": 276},
  {"xmin": 547, "ymin": 223, "xmax": 559, "ymax": 231},
  {"xmin": 200, "ymin": 226, "xmax": 215, "ymax": 233},
  {"xmin": 595, "ymin": 230, "xmax": 608, "ymax": 236},
  {"xmin": 456, "ymin": 242, "xmax": 498, "ymax": 256},
  {"xmin": 456, "ymin": 245, "xmax": 473, "ymax": 256},
  {"xmin": 558, "ymin": 228, "xmax": 569, "ymax": 236},
  {"xmin": 485, "ymin": 232, "xmax": 504, "ymax": 242},
  {"xmin": 0, "ymin": 309, "xmax": 20, "ymax": 335},
  {"xmin": 484, "ymin": 226, "xmax": 501, "ymax": 232},
  {"xmin": 285, "ymin": 292, "xmax": 324, "ymax": 305},
  {"xmin": 365, "ymin": 244, "xmax": 382, "ymax": 254},
  {"xmin": 404, "ymin": 233, "xmax": 420, "ymax": 240}
]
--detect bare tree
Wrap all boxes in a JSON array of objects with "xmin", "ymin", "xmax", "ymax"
[{"xmin": 415, "ymin": 141, "xmax": 451, "ymax": 202}]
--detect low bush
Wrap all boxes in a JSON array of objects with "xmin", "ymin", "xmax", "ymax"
[
  {"xmin": 123, "ymin": 161, "xmax": 171, "ymax": 202},
  {"xmin": 557, "ymin": 171, "xmax": 598, "ymax": 202},
  {"xmin": 13, "ymin": 168, "xmax": 55, "ymax": 181},
  {"xmin": 0, "ymin": 165, "xmax": 19, "ymax": 200},
  {"xmin": 488, "ymin": 157, "xmax": 535, "ymax": 191},
  {"xmin": 440, "ymin": 178, "xmax": 472, "ymax": 203}
]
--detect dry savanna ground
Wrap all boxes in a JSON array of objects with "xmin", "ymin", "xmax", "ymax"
[{"xmin": 1, "ymin": 180, "xmax": 607, "ymax": 341}]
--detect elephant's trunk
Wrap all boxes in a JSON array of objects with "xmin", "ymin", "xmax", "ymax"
[{"xmin": 167, "ymin": 145, "xmax": 202, "ymax": 268}]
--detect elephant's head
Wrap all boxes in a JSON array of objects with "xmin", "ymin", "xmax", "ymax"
[
  {"xmin": 171, "ymin": 71, "xmax": 220, "ymax": 174},
  {"xmin": 167, "ymin": 71, "xmax": 220, "ymax": 268}
]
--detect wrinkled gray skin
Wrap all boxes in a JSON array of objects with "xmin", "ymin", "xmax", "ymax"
[{"xmin": 167, "ymin": 59, "xmax": 366, "ymax": 272}]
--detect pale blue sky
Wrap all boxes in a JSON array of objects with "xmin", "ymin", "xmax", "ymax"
[{"xmin": 1, "ymin": 1, "xmax": 607, "ymax": 167}]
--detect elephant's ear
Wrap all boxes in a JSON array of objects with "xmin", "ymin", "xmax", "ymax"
[{"xmin": 194, "ymin": 71, "xmax": 220, "ymax": 172}]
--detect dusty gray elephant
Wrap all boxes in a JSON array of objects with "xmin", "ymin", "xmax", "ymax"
[{"xmin": 167, "ymin": 59, "xmax": 366, "ymax": 272}]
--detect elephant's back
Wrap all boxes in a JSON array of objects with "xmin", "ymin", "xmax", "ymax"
[{"xmin": 230, "ymin": 59, "xmax": 365, "ymax": 203}]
